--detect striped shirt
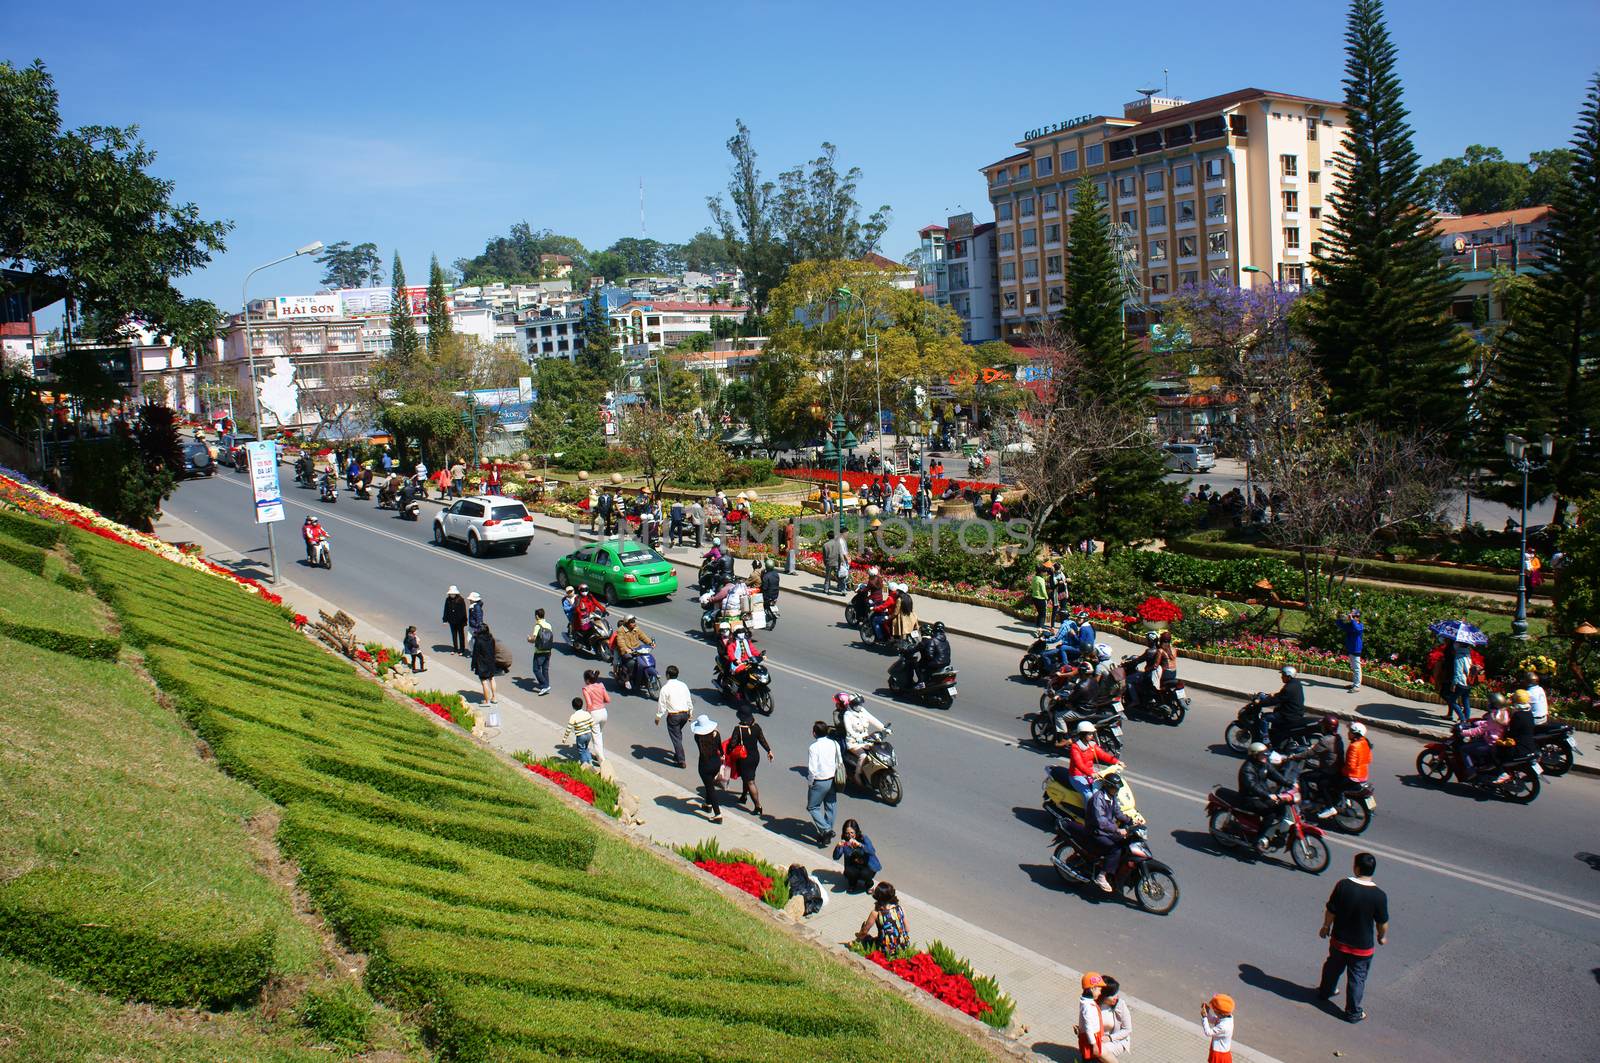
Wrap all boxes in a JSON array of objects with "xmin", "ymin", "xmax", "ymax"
[{"xmin": 561, "ymin": 709, "xmax": 595, "ymax": 742}]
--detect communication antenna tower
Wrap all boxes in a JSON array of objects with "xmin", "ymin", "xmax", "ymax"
[{"xmin": 1110, "ymin": 222, "xmax": 1149, "ymax": 312}]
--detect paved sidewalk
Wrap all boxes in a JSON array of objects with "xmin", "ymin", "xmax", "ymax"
[{"xmin": 157, "ymin": 508, "xmax": 1285, "ymax": 1063}]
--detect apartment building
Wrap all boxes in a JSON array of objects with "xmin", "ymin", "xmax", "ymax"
[
  {"xmin": 1435, "ymin": 205, "xmax": 1552, "ymax": 327},
  {"xmin": 611, "ymin": 300, "xmax": 747, "ymax": 354},
  {"xmin": 919, "ymin": 213, "xmax": 999, "ymax": 343},
  {"xmin": 982, "ymin": 87, "xmax": 1348, "ymax": 340}
]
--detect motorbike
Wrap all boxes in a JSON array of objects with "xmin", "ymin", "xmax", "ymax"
[
  {"xmin": 1051, "ymin": 823, "xmax": 1180, "ymax": 915},
  {"xmin": 1223, "ymin": 695, "xmax": 1323, "ymax": 754},
  {"xmin": 1018, "ymin": 630, "xmax": 1079, "ymax": 680},
  {"xmin": 612, "ymin": 648, "xmax": 661, "ymax": 698},
  {"xmin": 1534, "ymin": 719, "xmax": 1580, "ymax": 776},
  {"xmin": 398, "ymin": 483, "xmax": 421, "ymax": 521},
  {"xmin": 1414, "ymin": 733, "xmax": 1541, "ymax": 803},
  {"xmin": 1205, "ymin": 785, "xmax": 1331, "ymax": 873},
  {"xmin": 886, "ymin": 655, "xmax": 958, "ymax": 709},
  {"xmin": 1296, "ymin": 774, "xmax": 1377, "ymax": 834},
  {"xmin": 376, "ymin": 485, "xmax": 399, "ymax": 510},
  {"xmin": 857, "ymin": 608, "xmax": 915, "ymax": 653},
  {"xmin": 835, "ymin": 721, "xmax": 902, "ymax": 805},
  {"xmin": 568, "ymin": 614, "xmax": 613, "ymax": 660},
  {"xmin": 697, "ymin": 556, "xmax": 729, "ymax": 592},
  {"xmin": 1043, "ymin": 763, "xmax": 1141, "ymax": 834},
  {"xmin": 308, "ymin": 538, "xmax": 332, "ymax": 570},
  {"xmin": 715, "ymin": 656, "xmax": 774, "ymax": 714},
  {"xmin": 1031, "ymin": 698, "xmax": 1125, "ymax": 754},
  {"xmin": 1121, "ymin": 655, "xmax": 1189, "ymax": 725},
  {"xmin": 295, "ymin": 457, "xmax": 316, "ymax": 486},
  {"xmin": 318, "ymin": 478, "xmax": 338, "ymax": 504}
]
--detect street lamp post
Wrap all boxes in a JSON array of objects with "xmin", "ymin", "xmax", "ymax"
[
  {"xmin": 242, "ymin": 241, "xmax": 323, "ymax": 584},
  {"xmin": 818, "ymin": 413, "xmax": 858, "ymax": 540},
  {"xmin": 836, "ymin": 287, "xmax": 884, "ymax": 470},
  {"xmin": 1504, "ymin": 432, "xmax": 1554, "ymax": 639}
]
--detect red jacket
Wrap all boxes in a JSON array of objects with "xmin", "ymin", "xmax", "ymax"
[{"xmin": 1067, "ymin": 740, "xmax": 1117, "ymax": 777}]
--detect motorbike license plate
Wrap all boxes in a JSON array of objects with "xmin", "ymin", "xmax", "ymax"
[
  {"xmin": 1533, "ymin": 762, "xmax": 1544, "ymax": 774},
  {"xmin": 1565, "ymin": 734, "xmax": 1577, "ymax": 748},
  {"xmin": 1110, "ymin": 725, "xmax": 1123, "ymax": 737},
  {"xmin": 1362, "ymin": 796, "xmax": 1377, "ymax": 810},
  {"xmin": 947, "ymin": 688, "xmax": 958, "ymax": 696}
]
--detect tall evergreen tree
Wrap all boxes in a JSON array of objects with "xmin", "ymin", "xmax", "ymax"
[
  {"xmin": 1062, "ymin": 176, "xmax": 1148, "ymax": 409},
  {"xmin": 1305, "ymin": 0, "xmax": 1473, "ymax": 440},
  {"xmin": 1475, "ymin": 74, "xmax": 1600, "ymax": 523},
  {"xmin": 576, "ymin": 292, "xmax": 619, "ymax": 383},
  {"xmin": 425, "ymin": 254, "xmax": 453, "ymax": 358},
  {"xmin": 386, "ymin": 252, "xmax": 422, "ymax": 395}
]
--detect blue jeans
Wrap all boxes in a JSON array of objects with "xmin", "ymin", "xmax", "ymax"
[
  {"xmin": 1041, "ymin": 643, "xmax": 1070, "ymax": 672},
  {"xmin": 531, "ymin": 652, "xmax": 550, "ymax": 691},
  {"xmin": 806, "ymin": 779, "xmax": 837, "ymax": 835},
  {"xmin": 1318, "ymin": 947, "xmax": 1371, "ymax": 1016},
  {"xmin": 1069, "ymin": 775, "xmax": 1095, "ymax": 801},
  {"xmin": 575, "ymin": 732, "xmax": 592, "ymax": 766},
  {"xmin": 1446, "ymin": 684, "xmax": 1471, "ymax": 724}
]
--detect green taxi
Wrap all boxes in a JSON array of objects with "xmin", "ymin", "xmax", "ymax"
[{"xmin": 555, "ymin": 539, "xmax": 679, "ymax": 603}]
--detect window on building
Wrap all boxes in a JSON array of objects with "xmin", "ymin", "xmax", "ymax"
[
  {"xmin": 1086, "ymin": 143, "xmax": 1105, "ymax": 166},
  {"xmin": 1022, "ymin": 228, "xmax": 1037, "ymax": 248},
  {"xmin": 1179, "ymin": 235, "xmax": 1198, "ymax": 258},
  {"xmin": 1023, "ymin": 259, "xmax": 1039, "ymax": 279},
  {"xmin": 1145, "ymin": 170, "xmax": 1165, "ymax": 193},
  {"xmin": 992, "ymin": 169, "xmax": 1009, "ymax": 185},
  {"xmin": 1283, "ymin": 227, "xmax": 1301, "ymax": 249},
  {"xmin": 1310, "ymin": 206, "xmax": 1321, "ymax": 219},
  {"xmin": 1177, "ymin": 200, "xmax": 1196, "ymax": 224},
  {"xmin": 1283, "ymin": 190, "xmax": 1299, "ymax": 213},
  {"xmin": 1307, "ymin": 121, "xmax": 1318, "ymax": 141},
  {"xmin": 1309, "ymin": 170, "xmax": 1320, "ymax": 183},
  {"xmin": 1151, "ymin": 273, "xmax": 1169, "ymax": 294},
  {"xmin": 1065, "ymin": 187, "xmax": 1079, "ymax": 208},
  {"xmin": 1019, "ymin": 196, "xmax": 1035, "ymax": 217},
  {"xmin": 1095, "ymin": 181, "xmax": 1110, "ymax": 204},
  {"xmin": 1048, "ymin": 285, "xmax": 1064, "ymax": 305},
  {"xmin": 1207, "ymin": 195, "xmax": 1227, "ymax": 220},
  {"xmin": 1310, "ymin": 241, "xmax": 1324, "ymax": 257},
  {"xmin": 1017, "ymin": 162, "xmax": 1031, "ymax": 180},
  {"xmin": 1280, "ymin": 263, "xmax": 1306, "ymax": 284},
  {"xmin": 1121, "ymin": 209, "xmax": 1139, "ymax": 230},
  {"xmin": 1180, "ymin": 270, "xmax": 1199, "ymax": 289},
  {"xmin": 1209, "ymin": 266, "xmax": 1231, "ymax": 285},
  {"xmin": 1061, "ymin": 149, "xmax": 1079, "ymax": 171},
  {"xmin": 1045, "ymin": 223, "xmax": 1061, "ymax": 243},
  {"xmin": 1205, "ymin": 157, "xmax": 1226, "ymax": 182},
  {"xmin": 1000, "ymin": 261, "xmax": 1016, "ymax": 280},
  {"xmin": 997, "ymin": 202, "xmax": 1013, "ymax": 221},
  {"xmin": 1004, "ymin": 291, "xmax": 1017, "ymax": 310},
  {"xmin": 1208, "ymin": 231, "xmax": 1229, "ymax": 256},
  {"xmin": 1046, "ymin": 254, "xmax": 1063, "ymax": 274},
  {"xmin": 1037, "ymin": 155, "xmax": 1054, "ymax": 176},
  {"xmin": 1118, "ymin": 175, "xmax": 1136, "ymax": 197},
  {"xmin": 999, "ymin": 231, "xmax": 1014, "ymax": 251},
  {"xmin": 1024, "ymin": 289, "xmax": 1039, "ymax": 308},
  {"xmin": 1174, "ymin": 163, "xmax": 1194, "ymax": 188},
  {"xmin": 1042, "ymin": 191, "xmax": 1058, "ymax": 212},
  {"xmin": 1280, "ymin": 153, "xmax": 1298, "ymax": 177},
  {"xmin": 1150, "ymin": 239, "xmax": 1168, "ymax": 262},
  {"xmin": 1148, "ymin": 204, "xmax": 1167, "ymax": 227}
]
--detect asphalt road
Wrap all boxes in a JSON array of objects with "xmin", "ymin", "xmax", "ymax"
[{"xmin": 167, "ymin": 472, "xmax": 1600, "ymax": 1063}]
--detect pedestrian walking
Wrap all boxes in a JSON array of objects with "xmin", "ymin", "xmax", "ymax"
[
  {"xmin": 581, "ymin": 669, "xmax": 610, "ymax": 764},
  {"xmin": 442, "ymin": 585, "xmax": 468, "ymax": 653},
  {"xmin": 466, "ymin": 591, "xmax": 485, "ymax": 647},
  {"xmin": 669, "ymin": 499, "xmax": 685, "ymax": 545},
  {"xmin": 1201, "ymin": 994, "xmax": 1235, "ymax": 1063},
  {"xmin": 1339, "ymin": 608, "xmax": 1364, "ymax": 692},
  {"xmin": 487, "ymin": 461, "xmax": 502, "ymax": 496},
  {"xmin": 450, "ymin": 459, "xmax": 465, "ymax": 498},
  {"xmin": 402, "ymin": 625, "xmax": 425, "ymax": 673},
  {"xmin": 1317, "ymin": 851, "xmax": 1389, "ymax": 1023},
  {"xmin": 561, "ymin": 697, "xmax": 595, "ymax": 766},
  {"xmin": 1098, "ymin": 976, "xmax": 1132, "ymax": 1058},
  {"xmin": 853, "ymin": 881, "xmax": 909, "ymax": 953},
  {"xmin": 805, "ymin": 720, "xmax": 842, "ymax": 845},
  {"xmin": 728, "ymin": 706, "xmax": 773, "ymax": 815},
  {"xmin": 832, "ymin": 818, "xmax": 881, "ymax": 892},
  {"xmin": 1446, "ymin": 643, "xmax": 1474, "ymax": 725},
  {"xmin": 1030, "ymin": 565, "xmax": 1050, "ymax": 627},
  {"xmin": 688, "ymin": 498, "xmax": 705, "ymax": 546},
  {"xmin": 1076, "ymin": 972, "xmax": 1106, "ymax": 1062},
  {"xmin": 527, "ymin": 607, "xmax": 553, "ymax": 695},
  {"xmin": 822, "ymin": 529, "xmax": 850, "ymax": 595},
  {"xmin": 654, "ymin": 664, "xmax": 693, "ymax": 767},
  {"xmin": 1051, "ymin": 565, "xmax": 1071, "ymax": 625},
  {"xmin": 690, "ymin": 714, "xmax": 724, "ymax": 823},
  {"xmin": 471, "ymin": 623, "xmax": 499, "ymax": 706}
]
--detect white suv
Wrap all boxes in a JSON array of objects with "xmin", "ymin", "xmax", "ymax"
[{"xmin": 433, "ymin": 495, "xmax": 535, "ymax": 557}]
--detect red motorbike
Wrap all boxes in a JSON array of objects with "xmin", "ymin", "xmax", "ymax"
[
  {"xmin": 1205, "ymin": 785, "xmax": 1330, "ymax": 874},
  {"xmin": 1415, "ymin": 734, "xmax": 1541, "ymax": 803}
]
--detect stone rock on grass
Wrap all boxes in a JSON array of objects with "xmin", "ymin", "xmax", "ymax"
[
  {"xmin": 617, "ymin": 787, "xmax": 643, "ymax": 826},
  {"xmin": 596, "ymin": 758, "xmax": 617, "ymax": 784},
  {"xmin": 782, "ymin": 895, "xmax": 807, "ymax": 922}
]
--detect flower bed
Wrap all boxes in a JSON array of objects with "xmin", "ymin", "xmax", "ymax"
[
  {"xmin": 414, "ymin": 689, "xmax": 474, "ymax": 731},
  {"xmin": 1188, "ymin": 636, "xmax": 1442, "ymax": 701},
  {"xmin": 1136, "ymin": 595, "xmax": 1184, "ymax": 624},
  {"xmin": 512, "ymin": 752, "xmax": 620, "ymax": 818},
  {"xmin": 858, "ymin": 939, "xmax": 1016, "ymax": 1029},
  {"xmin": 360, "ymin": 641, "xmax": 400, "ymax": 677},
  {"xmin": 673, "ymin": 838, "xmax": 790, "ymax": 909}
]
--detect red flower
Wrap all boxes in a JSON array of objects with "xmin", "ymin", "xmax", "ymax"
[
  {"xmin": 525, "ymin": 762, "xmax": 597, "ymax": 804},
  {"xmin": 353, "ymin": 648, "xmax": 372, "ymax": 662},
  {"xmin": 1136, "ymin": 596, "xmax": 1184, "ymax": 623},
  {"xmin": 694, "ymin": 859, "xmax": 773, "ymax": 899},
  {"xmin": 291, "ymin": 613, "xmax": 309, "ymax": 629},
  {"xmin": 868, "ymin": 950, "xmax": 993, "ymax": 1018}
]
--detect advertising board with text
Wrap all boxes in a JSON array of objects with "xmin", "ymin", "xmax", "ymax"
[{"xmin": 244, "ymin": 440, "xmax": 285, "ymax": 524}]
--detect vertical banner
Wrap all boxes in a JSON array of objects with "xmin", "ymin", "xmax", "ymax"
[{"xmin": 245, "ymin": 440, "xmax": 285, "ymax": 524}]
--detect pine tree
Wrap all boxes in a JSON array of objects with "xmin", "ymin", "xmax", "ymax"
[
  {"xmin": 1476, "ymin": 74, "xmax": 1600, "ymax": 523},
  {"xmin": 1305, "ymin": 0, "xmax": 1473, "ymax": 440},
  {"xmin": 425, "ymin": 254, "xmax": 453, "ymax": 358},
  {"xmin": 386, "ymin": 252, "xmax": 422, "ymax": 395},
  {"xmin": 1063, "ymin": 176, "xmax": 1149, "ymax": 409},
  {"xmin": 576, "ymin": 292, "xmax": 618, "ymax": 382}
]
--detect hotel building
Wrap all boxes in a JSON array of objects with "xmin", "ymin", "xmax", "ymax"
[{"xmin": 982, "ymin": 87, "xmax": 1348, "ymax": 340}]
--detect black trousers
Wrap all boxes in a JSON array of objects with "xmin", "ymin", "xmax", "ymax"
[
  {"xmin": 449, "ymin": 623, "xmax": 466, "ymax": 652},
  {"xmin": 665, "ymin": 712, "xmax": 689, "ymax": 766},
  {"xmin": 698, "ymin": 763, "xmax": 722, "ymax": 815}
]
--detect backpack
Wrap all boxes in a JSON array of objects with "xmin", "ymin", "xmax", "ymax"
[
  {"xmin": 532, "ymin": 623, "xmax": 554, "ymax": 653},
  {"xmin": 785, "ymin": 864, "xmax": 826, "ymax": 916}
]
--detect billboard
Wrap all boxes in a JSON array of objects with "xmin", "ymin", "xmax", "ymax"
[
  {"xmin": 338, "ymin": 285, "xmax": 445, "ymax": 318},
  {"xmin": 244, "ymin": 440, "xmax": 285, "ymax": 524},
  {"xmin": 276, "ymin": 294, "xmax": 342, "ymax": 319}
]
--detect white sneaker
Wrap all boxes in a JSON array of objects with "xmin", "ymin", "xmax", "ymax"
[
  {"xmin": 1093, "ymin": 873, "xmax": 1113, "ymax": 893},
  {"xmin": 1316, "ymin": 806, "xmax": 1338, "ymax": 819}
]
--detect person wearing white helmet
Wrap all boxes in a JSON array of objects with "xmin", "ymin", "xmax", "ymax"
[
  {"xmin": 1066, "ymin": 719, "xmax": 1119, "ymax": 801},
  {"xmin": 1258, "ymin": 664, "xmax": 1308, "ymax": 746},
  {"xmin": 1316, "ymin": 719, "xmax": 1374, "ymax": 820},
  {"xmin": 1239, "ymin": 740, "xmax": 1294, "ymax": 851},
  {"xmin": 833, "ymin": 692, "xmax": 885, "ymax": 782}
]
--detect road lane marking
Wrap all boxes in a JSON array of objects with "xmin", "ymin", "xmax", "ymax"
[{"xmin": 201, "ymin": 476, "xmax": 1600, "ymax": 921}]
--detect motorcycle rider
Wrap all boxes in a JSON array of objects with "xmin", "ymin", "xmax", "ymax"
[
  {"xmin": 398, "ymin": 474, "xmax": 418, "ymax": 510},
  {"xmin": 1066, "ymin": 720, "xmax": 1119, "ymax": 798},
  {"xmin": 301, "ymin": 515, "xmax": 328, "ymax": 562},
  {"xmin": 1084, "ymin": 771, "xmax": 1136, "ymax": 893},
  {"xmin": 1458, "ymin": 692, "xmax": 1508, "ymax": 779},
  {"xmin": 704, "ymin": 569, "xmax": 749, "ymax": 622},
  {"xmin": 906, "ymin": 620, "xmax": 953, "ymax": 688},
  {"xmin": 759, "ymin": 559, "xmax": 781, "ymax": 618},
  {"xmin": 1240, "ymin": 741, "xmax": 1295, "ymax": 851},
  {"xmin": 1257, "ymin": 665, "xmax": 1308, "ymax": 746},
  {"xmin": 834, "ymin": 692, "xmax": 886, "ymax": 784},
  {"xmin": 318, "ymin": 468, "xmax": 337, "ymax": 499},
  {"xmin": 1519, "ymin": 671, "xmax": 1550, "ymax": 725},
  {"xmin": 1492, "ymin": 690, "xmax": 1539, "ymax": 782},
  {"xmin": 702, "ymin": 537, "xmax": 728, "ymax": 587},
  {"xmin": 869, "ymin": 579, "xmax": 898, "ymax": 642},
  {"xmin": 571, "ymin": 584, "xmax": 606, "ymax": 651},
  {"xmin": 1073, "ymin": 609, "xmax": 1098, "ymax": 662},
  {"xmin": 1297, "ymin": 716, "xmax": 1344, "ymax": 810},
  {"xmin": 613, "ymin": 616, "xmax": 654, "ymax": 691},
  {"xmin": 1129, "ymin": 630, "xmax": 1161, "ymax": 708},
  {"xmin": 1039, "ymin": 612, "xmax": 1082, "ymax": 674},
  {"xmin": 1316, "ymin": 720, "xmax": 1373, "ymax": 819},
  {"xmin": 716, "ymin": 622, "xmax": 763, "ymax": 687}
]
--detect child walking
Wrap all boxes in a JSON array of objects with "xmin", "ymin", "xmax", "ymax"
[
  {"xmin": 403, "ymin": 625, "xmax": 425, "ymax": 673},
  {"xmin": 1201, "ymin": 994, "xmax": 1234, "ymax": 1063}
]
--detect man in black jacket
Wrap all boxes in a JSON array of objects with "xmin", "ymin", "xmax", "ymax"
[
  {"xmin": 1240, "ymin": 742, "xmax": 1294, "ymax": 850},
  {"xmin": 442, "ymin": 585, "xmax": 468, "ymax": 653},
  {"xmin": 1258, "ymin": 665, "xmax": 1308, "ymax": 746}
]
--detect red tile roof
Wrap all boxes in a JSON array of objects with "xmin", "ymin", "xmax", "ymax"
[
  {"xmin": 616, "ymin": 300, "xmax": 745, "ymax": 314},
  {"xmin": 920, "ymin": 224, "xmax": 949, "ymax": 234},
  {"xmin": 1433, "ymin": 206, "xmax": 1551, "ymax": 234},
  {"xmin": 860, "ymin": 252, "xmax": 910, "ymax": 271},
  {"xmin": 1126, "ymin": 88, "xmax": 1341, "ymax": 131}
]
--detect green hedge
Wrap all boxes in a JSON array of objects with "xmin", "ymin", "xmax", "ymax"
[
  {"xmin": 0, "ymin": 869, "xmax": 274, "ymax": 1008},
  {"xmin": 0, "ymin": 618, "xmax": 119, "ymax": 660},
  {"xmin": 1168, "ymin": 537, "xmax": 1523, "ymax": 594},
  {"xmin": 0, "ymin": 508, "xmax": 64, "ymax": 549},
  {"xmin": 0, "ymin": 536, "xmax": 46, "ymax": 576}
]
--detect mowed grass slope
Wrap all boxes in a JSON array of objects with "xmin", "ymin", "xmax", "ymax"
[{"xmin": 67, "ymin": 530, "xmax": 995, "ymax": 1063}]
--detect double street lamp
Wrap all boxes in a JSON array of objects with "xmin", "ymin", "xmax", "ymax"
[
  {"xmin": 1504, "ymin": 431, "xmax": 1554, "ymax": 640},
  {"xmin": 818, "ymin": 413, "xmax": 858, "ymax": 538}
]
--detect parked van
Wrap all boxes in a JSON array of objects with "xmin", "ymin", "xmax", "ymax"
[{"xmin": 1162, "ymin": 443, "xmax": 1215, "ymax": 473}]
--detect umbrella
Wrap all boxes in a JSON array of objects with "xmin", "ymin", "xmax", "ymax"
[{"xmin": 1429, "ymin": 619, "xmax": 1487, "ymax": 646}]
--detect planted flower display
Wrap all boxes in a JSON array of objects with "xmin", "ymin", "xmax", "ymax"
[
  {"xmin": 511, "ymin": 752, "xmax": 620, "ymax": 817},
  {"xmin": 861, "ymin": 938, "xmax": 1016, "ymax": 1029},
  {"xmin": 673, "ymin": 838, "xmax": 790, "ymax": 909},
  {"xmin": 1136, "ymin": 595, "xmax": 1184, "ymax": 624}
]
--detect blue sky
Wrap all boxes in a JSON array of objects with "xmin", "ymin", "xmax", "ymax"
[{"xmin": 7, "ymin": 0, "xmax": 1598, "ymax": 310}]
